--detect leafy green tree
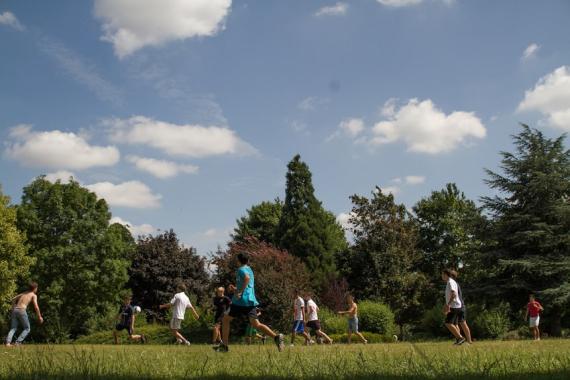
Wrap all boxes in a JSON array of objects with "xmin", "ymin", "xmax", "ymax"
[
  {"xmin": 232, "ymin": 199, "xmax": 282, "ymax": 245},
  {"xmin": 0, "ymin": 186, "xmax": 33, "ymax": 313},
  {"xmin": 413, "ymin": 183, "xmax": 487, "ymax": 279},
  {"xmin": 338, "ymin": 188, "xmax": 428, "ymax": 334},
  {"xmin": 482, "ymin": 125, "xmax": 570, "ymax": 336},
  {"xmin": 16, "ymin": 178, "xmax": 132, "ymax": 340},
  {"xmin": 276, "ymin": 155, "xmax": 347, "ymax": 287},
  {"xmin": 128, "ymin": 230, "xmax": 209, "ymax": 312}
]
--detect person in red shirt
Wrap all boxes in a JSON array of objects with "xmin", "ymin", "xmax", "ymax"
[{"xmin": 524, "ymin": 294, "xmax": 544, "ymax": 341}]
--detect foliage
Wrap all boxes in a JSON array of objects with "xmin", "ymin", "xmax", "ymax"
[
  {"xmin": 358, "ymin": 300, "xmax": 396, "ymax": 336},
  {"xmin": 320, "ymin": 277, "xmax": 350, "ymax": 312},
  {"xmin": 472, "ymin": 304, "xmax": 511, "ymax": 339},
  {"xmin": 481, "ymin": 125, "xmax": 570, "ymax": 336},
  {"xmin": 232, "ymin": 199, "xmax": 282, "ymax": 246},
  {"xmin": 128, "ymin": 230, "xmax": 210, "ymax": 312},
  {"xmin": 318, "ymin": 307, "xmax": 348, "ymax": 334},
  {"xmin": 276, "ymin": 155, "xmax": 347, "ymax": 288},
  {"xmin": 0, "ymin": 186, "xmax": 33, "ymax": 313},
  {"xmin": 16, "ymin": 178, "xmax": 132, "ymax": 341},
  {"xmin": 419, "ymin": 303, "xmax": 449, "ymax": 337},
  {"xmin": 338, "ymin": 188, "xmax": 428, "ymax": 329},
  {"xmin": 211, "ymin": 237, "xmax": 312, "ymax": 331}
]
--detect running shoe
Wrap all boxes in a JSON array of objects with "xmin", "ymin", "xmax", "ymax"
[{"xmin": 274, "ymin": 334, "xmax": 285, "ymax": 352}]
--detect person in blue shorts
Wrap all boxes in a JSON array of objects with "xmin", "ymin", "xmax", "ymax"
[
  {"xmin": 338, "ymin": 294, "xmax": 367, "ymax": 344},
  {"xmin": 291, "ymin": 289, "xmax": 311, "ymax": 346},
  {"xmin": 215, "ymin": 252, "xmax": 284, "ymax": 352}
]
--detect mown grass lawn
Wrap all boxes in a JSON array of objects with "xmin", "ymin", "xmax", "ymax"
[{"xmin": 1, "ymin": 340, "xmax": 569, "ymax": 380}]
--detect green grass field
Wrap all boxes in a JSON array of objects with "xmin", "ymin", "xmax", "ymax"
[{"xmin": 1, "ymin": 340, "xmax": 570, "ymax": 380}]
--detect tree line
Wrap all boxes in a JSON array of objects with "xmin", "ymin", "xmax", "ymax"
[{"xmin": 1, "ymin": 125, "xmax": 569, "ymax": 341}]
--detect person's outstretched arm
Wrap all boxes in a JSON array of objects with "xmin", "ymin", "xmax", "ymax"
[
  {"xmin": 32, "ymin": 294, "xmax": 44, "ymax": 324},
  {"xmin": 188, "ymin": 305, "xmax": 200, "ymax": 320}
]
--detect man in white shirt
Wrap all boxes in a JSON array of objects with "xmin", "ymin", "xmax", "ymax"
[
  {"xmin": 304, "ymin": 294, "xmax": 333, "ymax": 344},
  {"xmin": 160, "ymin": 283, "xmax": 199, "ymax": 345},
  {"xmin": 441, "ymin": 269, "xmax": 465, "ymax": 345},
  {"xmin": 291, "ymin": 290, "xmax": 311, "ymax": 345}
]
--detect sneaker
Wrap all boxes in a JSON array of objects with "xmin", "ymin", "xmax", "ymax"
[
  {"xmin": 274, "ymin": 334, "xmax": 285, "ymax": 352},
  {"xmin": 261, "ymin": 336, "xmax": 267, "ymax": 345},
  {"xmin": 454, "ymin": 338, "xmax": 466, "ymax": 345},
  {"xmin": 184, "ymin": 341, "xmax": 191, "ymax": 346},
  {"xmin": 140, "ymin": 335, "xmax": 146, "ymax": 344},
  {"xmin": 363, "ymin": 340, "xmax": 368, "ymax": 345},
  {"xmin": 213, "ymin": 344, "xmax": 229, "ymax": 353}
]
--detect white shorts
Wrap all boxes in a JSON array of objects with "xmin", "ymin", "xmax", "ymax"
[
  {"xmin": 529, "ymin": 316, "xmax": 540, "ymax": 327},
  {"xmin": 170, "ymin": 318, "xmax": 183, "ymax": 330}
]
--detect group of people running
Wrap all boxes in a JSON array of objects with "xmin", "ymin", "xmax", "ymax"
[{"xmin": 4, "ymin": 253, "xmax": 545, "ymax": 348}]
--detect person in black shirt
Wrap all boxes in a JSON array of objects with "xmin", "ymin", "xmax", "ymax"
[
  {"xmin": 212, "ymin": 286, "xmax": 232, "ymax": 345},
  {"xmin": 114, "ymin": 295, "xmax": 145, "ymax": 344}
]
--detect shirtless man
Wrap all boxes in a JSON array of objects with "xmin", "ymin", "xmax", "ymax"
[
  {"xmin": 5, "ymin": 282, "xmax": 43, "ymax": 346},
  {"xmin": 338, "ymin": 294, "xmax": 367, "ymax": 344}
]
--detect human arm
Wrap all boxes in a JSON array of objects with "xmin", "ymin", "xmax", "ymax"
[
  {"xmin": 189, "ymin": 305, "xmax": 200, "ymax": 320},
  {"xmin": 32, "ymin": 294, "xmax": 43, "ymax": 324},
  {"xmin": 236, "ymin": 274, "xmax": 250, "ymax": 299}
]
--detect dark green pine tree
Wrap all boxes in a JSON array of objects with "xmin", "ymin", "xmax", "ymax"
[
  {"xmin": 276, "ymin": 155, "xmax": 347, "ymax": 288},
  {"xmin": 482, "ymin": 125, "xmax": 570, "ymax": 336}
]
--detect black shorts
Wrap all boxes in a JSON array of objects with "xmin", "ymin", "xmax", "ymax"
[
  {"xmin": 445, "ymin": 308, "xmax": 465, "ymax": 324},
  {"xmin": 115, "ymin": 323, "xmax": 133, "ymax": 335},
  {"xmin": 306, "ymin": 320, "xmax": 321, "ymax": 331},
  {"xmin": 228, "ymin": 305, "xmax": 259, "ymax": 320}
]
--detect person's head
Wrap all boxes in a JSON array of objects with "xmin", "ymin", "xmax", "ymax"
[
  {"xmin": 28, "ymin": 282, "xmax": 38, "ymax": 294},
  {"xmin": 176, "ymin": 283, "xmax": 187, "ymax": 293},
  {"xmin": 123, "ymin": 295, "xmax": 132, "ymax": 305},
  {"xmin": 529, "ymin": 293, "xmax": 535, "ymax": 302},
  {"xmin": 441, "ymin": 269, "xmax": 453, "ymax": 281},
  {"xmin": 294, "ymin": 289, "xmax": 301, "ymax": 297},
  {"xmin": 346, "ymin": 294, "xmax": 354, "ymax": 304},
  {"xmin": 449, "ymin": 269, "xmax": 458, "ymax": 280},
  {"xmin": 216, "ymin": 286, "xmax": 225, "ymax": 297},
  {"xmin": 304, "ymin": 291, "xmax": 312, "ymax": 301},
  {"xmin": 237, "ymin": 251, "xmax": 249, "ymax": 265}
]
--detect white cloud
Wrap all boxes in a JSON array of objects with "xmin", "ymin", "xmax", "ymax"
[
  {"xmin": 94, "ymin": 0, "xmax": 232, "ymax": 58},
  {"xmin": 315, "ymin": 2, "xmax": 349, "ymax": 17},
  {"xmin": 336, "ymin": 212, "xmax": 355, "ymax": 230},
  {"xmin": 370, "ymin": 98, "xmax": 486, "ymax": 154},
  {"xmin": 5, "ymin": 126, "xmax": 120, "ymax": 170},
  {"xmin": 127, "ymin": 155, "xmax": 198, "ymax": 179},
  {"xmin": 106, "ymin": 116, "xmax": 256, "ymax": 158},
  {"xmin": 44, "ymin": 170, "xmax": 76, "ymax": 184},
  {"xmin": 522, "ymin": 43, "xmax": 540, "ymax": 61},
  {"xmin": 38, "ymin": 36, "xmax": 124, "ymax": 106},
  {"xmin": 405, "ymin": 175, "xmax": 425, "ymax": 185},
  {"xmin": 517, "ymin": 66, "xmax": 570, "ymax": 131},
  {"xmin": 379, "ymin": 186, "xmax": 400, "ymax": 195},
  {"xmin": 340, "ymin": 118, "xmax": 365, "ymax": 137},
  {"xmin": 0, "ymin": 11, "xmax": 24, "ymax": 31},
  {"xmin": 110, "ymin": 216, "xmax": 156, "ymax": 236},
  {"xmin": 377, "ymin": 0, "xmax": 423, "ymax": 7},
  {"xmin": 86, "ymin": 181, "xmax": 161, "ymax": 209},
  {"xmin": 298, "ymin": 96, "xmax": 328, "ymax": 111}
]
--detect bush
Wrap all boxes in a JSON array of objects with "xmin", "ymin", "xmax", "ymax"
[
  {"xmin": 472, "ymin": 304, "xmax": 510, "ymax": 339},
  {"xmin": 319, "ymin": 307, "xmax": 348, "ymax": 334},
  {"xmin": 358, "ymin": 301, "xmax": 395, "ymax": 335},
  {"xmin": 418, "ymin": 303, "xmax": 448, "ymax": 337}
]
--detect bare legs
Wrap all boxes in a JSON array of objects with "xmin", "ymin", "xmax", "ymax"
[{"xmin": 348, "ymin": 331, "xmax": 368, "ymax": 344}]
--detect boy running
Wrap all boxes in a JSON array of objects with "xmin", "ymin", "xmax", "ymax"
[
  {"xmin": 291, "ymin": 290, "xmax": 311, "ymax": 346},
  {"xmin": 212, "ymin": 286, "xmax": 231, "ymax": 345},
  {"xmin": 114, "ymin": 295, "xmax": 146, "ymax": 344},
  {"xmin": 441, "ymin": 269, "xmax": 465, "ymax": 345},
  {"xmin": 450, "ymin": 270, "xmax": 472, "ymax": 344},
  {"xmin": 5, "ymin": 282, "xmax": 43, "ymax": 347},
  {"xmin": 160, "ymin": 283, "xmax": 200, "ymax": 345},
  {"xmin": 305, "ymin": 294, "xmax": 333, "ymax": 344},
  {"xmin": 338, "ymin": 294, "xmax": 367, "ymax": 344},
  {"xmin": 524, "ymin": 294, "xmax": 544, "ymax": 341},
  {"xmin": 216, "ymin": 252, "xmax": 284, "ymax": 352}
]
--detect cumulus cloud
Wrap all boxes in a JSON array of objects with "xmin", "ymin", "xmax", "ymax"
[
  {"xmin": 327, "ymin": 118, "xmax": 365, "ymax": 141},
  {"xmin": 110, "ymin": 216, "xmax": 156, "ymax": 236},
  {"xmin": 106, "ymin": 116, "xmax": 256, "ymax": 158},
  {"xmin": 5, "ymin": 125, "xmax": 120, "ymax": 170},
  {"xmin": 522, "ymin": 43, "xmax": 540, "ymax": 61},
  {"xmin": 336, "ymin": 212, "xmax": 355, "ymax": 230},
  {"xmin": 86, "ymin": 181, "xmax": 161, "ymax": 209},
  {"xmin": 44, "ymin": 170, "xmax": 76, "ymax": 184},
  {"xmin": 298, "ymin": 96, "xmax": 329, "ymax": 111},
  {"xmin": 0, "ymin": 11, "xmax": 24, "ymax": 31},
  {"xmin": 405, "ymin": 175, "xmax": 425, "ymax": 185},
  {"xmin": 379, "ymin": 186, "xmax": 400, "ymax": 195},
  {"xmin": 127, "ymin": 155, "xmax": 198, "ymax": 179},
  {"xmin": 315, "ymin": 2, "xmax": 349, "ymax": 17},
  {"xmin": 517, "ymin": 66, "xmax": 570, "ymax": 131},
  {"xmin": 370, "ymin": 98, "xmax": 486, "ymax": 154},
  {"xmin": 94, "ymin": 0, "xmax": 232, "ymax": 58}
]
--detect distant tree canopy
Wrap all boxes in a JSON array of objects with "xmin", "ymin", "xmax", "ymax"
[
  {"xmin": 128, "ymin": 230, "xmax": 209, "ymax": 312},
  {"xmin": 0, "ymin": 187, "xmax": 33, "ymax": 313},
  {"xmin": 276, "ymin": 155, "xmax": 347, "ymax": 288},
  {"xmin": 232, "ymin": 199, "xmax": 282, "ymax": 246},
  {"xmin": 482, "ymin": 125, "xmax": 570, "ymax": 336},
  {"xmin": 17, "ymin": 178, "xmax": 132, "ymax": 341}
]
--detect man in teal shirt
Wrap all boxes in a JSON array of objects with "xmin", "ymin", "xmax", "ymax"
[{"xmin": 216, "ymin": 252, "xmax": 284, "ymax": 352}]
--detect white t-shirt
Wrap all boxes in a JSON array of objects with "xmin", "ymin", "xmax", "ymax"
[
  {"xmin": 306, "ymin": 299, "xmax": 319, "ymax": 321},
  {"xmin": 170, "ymin": 292, "xmax": 192, "ymax": 320},
  {"xmin": 445, "ymin": 278, "xmax": 462, "ymax": 309},
  {"xmin": 294, "ymin": 297, "xmax": 305, "ymax": 321}
]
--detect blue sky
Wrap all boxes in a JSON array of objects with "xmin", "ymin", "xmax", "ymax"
[{"xmin": 1, "ymin": 0, "xmax": 570, "ymax": 254}]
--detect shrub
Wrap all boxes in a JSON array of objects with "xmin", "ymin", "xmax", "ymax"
[
  {"xmin": 319, "ymin": 307, "xmax": 348, "ymax": 334},
  {"xmin": 472, "ymin": 304, "xmax": 510, "ymax": 339},
  {"xmin": 358, "ymin": 301, "xmax": 395, "ymax": 335},
  {"xmin": 418, "ymin": 303, "xmax": 448, "ymax": 337}
]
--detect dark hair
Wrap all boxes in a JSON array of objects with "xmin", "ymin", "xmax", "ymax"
[
  {"xmin": 237, "ymin": 252, "xmax": 249, "ymax": 265},
  {"xmin": 28, "ymin": 282, "xmax": 38, "ymax": 291},
  {"xmin": 449, "ymin": 269, "xmax": 458, "ymax": 279},
  {"xmin": 442, "ymin": 269, "xmax": 454, "ymax": 277},
  {"xmin": 176, "ymin": 283, "xmax": 187, "ymax": 293},
  {"xmin": 529, "ymin": 293, "xmax": 535, "ymax": 299}
]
